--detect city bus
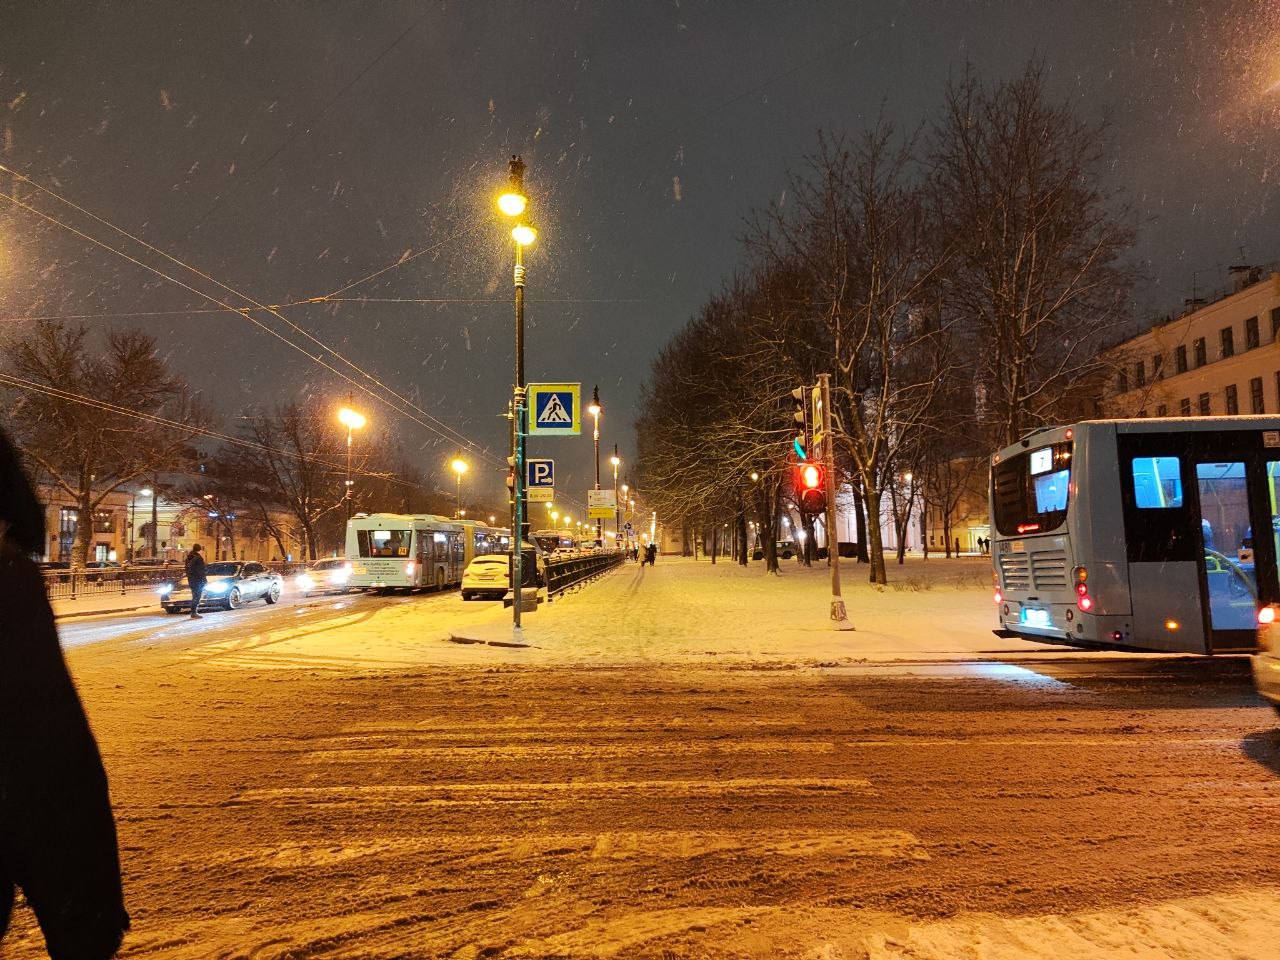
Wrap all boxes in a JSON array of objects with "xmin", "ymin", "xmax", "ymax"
[
  {"xmin": 346, "ymin": 514, "xmax": 465, "ymax": 591},
  {"xmin": 990, "ymin": 417, "xmax": 1280, "ymax": 653}
]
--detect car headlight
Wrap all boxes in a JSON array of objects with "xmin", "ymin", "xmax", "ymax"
[
  {"xmin": 205, "ymin": 581, "xmax": 229, "ymax": 594},
  {"xmin": 296, "ymin": 574, "xmax": 315, "ymax": 592},
  {"xmin": 330, "ymin": 567, "xmax": 351, "ymax": 584},
  {"xmin": 157, "ymin": 583, "xmax": 174, "ymax": 596}
]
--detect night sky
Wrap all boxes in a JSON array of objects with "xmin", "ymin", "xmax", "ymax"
[{"xmin": 2, "ymin": 1, "xmax": 1277, "ymax": 507}]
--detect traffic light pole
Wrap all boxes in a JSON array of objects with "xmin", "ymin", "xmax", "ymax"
[{"xmin": 819, "ymin": 373, "xmax": 853, "ymax": 630}]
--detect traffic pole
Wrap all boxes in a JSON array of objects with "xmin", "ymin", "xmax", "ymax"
[{"xmin": 820, "ymin": 373, "xmax": 853, "ymax": 630}]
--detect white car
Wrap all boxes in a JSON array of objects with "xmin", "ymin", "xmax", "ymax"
[
  {"xmin": 295, "ymin": 558, "xmax": 353, "ymax": 598},
  {"xmin": 1254, "ymin": 604, "xmax": 1280, "ymax": 714},
  {"xmin": 461, "ymin": 554, "xmax": 510, "ymax": 601},
  {"xmin": 158, "ymin": 561, "xmax": 283, "ymax": 613}
]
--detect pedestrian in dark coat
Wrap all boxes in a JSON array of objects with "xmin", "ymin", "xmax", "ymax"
[
  {"xmin": 183, "ymin": 544, "xmax": 207, "ymax": 619},
  {"xmin": 0, "ymin": 428, "xmax": 129, "ymax": 958}
]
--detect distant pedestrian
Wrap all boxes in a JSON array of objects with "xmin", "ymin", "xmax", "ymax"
[
  {"xmin": 646, "ymin": 543, "xmax": 657, "ymax": 566},
  {"xmin": 0, "ymin": 427, "xmax": 129, "ymax": 957},
  {"xmin": 184, "ymin": 544, "xmax": 207, "ymax": 619}
]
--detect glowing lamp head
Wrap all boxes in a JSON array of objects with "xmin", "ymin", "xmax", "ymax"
[
  {"xmin": 610, "ymin": 455, "xmax": 621, "ymax": 467},
  {"xmin": 1259, "ymin": 605, "xmax": 1277, "ymax": 625},
  {"xmin": 338, "ymin": 407, "xmax": 367, "ymax": 430},
  {"xmin": 497, "ymin": 192, "xmax": 527, "ymax": 217},
  {"xmin": 451, "ymin": 458, "xmax": 469, "ymax": 476},
  {"xmin": 140, "ymin": 487, "xmax": 153, "ymax": 497},
  {"xmin": 750, "ymin": 471, "xmax": 760, "ymax": 482},
  {"xmin": 512, "ymin": 224, "xmax": 537, "ymax": 246}
]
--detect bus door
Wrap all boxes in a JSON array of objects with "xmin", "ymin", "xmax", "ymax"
[{"xmin": 1192, "ymin": 455, "xmax": 1278, "ymax": 652}]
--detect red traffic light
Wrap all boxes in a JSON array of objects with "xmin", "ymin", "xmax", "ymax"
[{"xmin": 801, "ymin": 463, "xmax": 822, "ymax": 489}]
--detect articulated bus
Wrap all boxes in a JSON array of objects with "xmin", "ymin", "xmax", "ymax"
[
  {"xmin": 346, "ymin": 514, "xmax": 513, "ymax": 592},
  {"xmin": 991, "ymin": 417, "xmax": 1280, "ymax": 654}
]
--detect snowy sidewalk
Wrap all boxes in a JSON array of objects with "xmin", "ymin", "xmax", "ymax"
[
  {"xmin": 51, "ymin": 591, "xmax": 160, "ymax": 620},
  {"xmin": 163, "ymin": 556, "xmax": 1199, "ymax": 672}
]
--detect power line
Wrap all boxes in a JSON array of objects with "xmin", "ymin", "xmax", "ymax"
[
  {"xmin": 0, "ymin": 168, "xmax": 504, "ymax": 468},
  {"xmin": 0, "ymin": 372, "xmax": 417, "ymax": 488}
]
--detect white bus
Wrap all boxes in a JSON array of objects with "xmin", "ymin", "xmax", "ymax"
[
  {"xmin": 991, "ymin": 417, "xmax": 1280, "ymax": 654},
  {"xmin": 346, "ymin": 514, "xmax": 465, "ymax": 591}
]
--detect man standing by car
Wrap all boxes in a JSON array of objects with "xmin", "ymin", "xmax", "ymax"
[{"xmin": 183, "ymin": 544, "xmax": 207, "ymax": 619}]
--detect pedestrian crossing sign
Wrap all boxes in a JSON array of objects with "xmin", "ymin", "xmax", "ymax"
[{"xmin": 527, "ymin": 383, "xmax": 581, "ymax": 436}]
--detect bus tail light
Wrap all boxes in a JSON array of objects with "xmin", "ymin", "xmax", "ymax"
[
  {"xmin": 1073, "ymin": 565, "xmax": 1088, "ymax": 584},
  {"xmin": 1078, "ymin": 593, "xmax": 1094, "ymax": 612},
  {"xmin": 993, "ymin": 590, "xmax": 1002, "ymax": 605}
]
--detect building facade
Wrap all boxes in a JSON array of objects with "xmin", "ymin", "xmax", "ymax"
[
  {"xmin": 35, "ymin": 484, "xmax": 304, "ymax": 564},
  {"xmin": 1108, "ymin": 267, "xmax": 1280, "ymax": 418}
]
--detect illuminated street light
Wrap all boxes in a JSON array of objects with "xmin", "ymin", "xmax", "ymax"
[
  {"xmin": 496, "ymin": 154, "xmax": 539, "ymax": 632},
  {"xmin": 750, "ymin": 471, "xmax": 759, "ymax": 482},
  {"xmin": 451, "ymin": 456, "xmax": 469, "ymax": 519},
  {"xmin": 337, "ymin": 405, "xmax": 367, "ymax": 522},
  {"xmin": 610, "ymin": 448, "xmax": 622, "ymax": 543},
  {"xmin": 497, "ymin": 191, "xmax": 527, "ymax": 217}
]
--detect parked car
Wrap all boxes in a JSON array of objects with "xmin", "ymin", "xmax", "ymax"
[
  {"xmin": 158, "ymin": 561, "xmax": 283, "ymax": 614},
  {"xmin": 1254, "ymin": 604, "xmax": 1280, "ymax": 715},
  {"xmin": 294, "ymin": 558, "xmax": 353, "ymax": 598},
  {"xmin": 461, "ymin": 544, "xmax": 549, "ymax": 600},
  {"xmin": 461, "ymin": 554, "xmax": 511, "ymax": 600}
]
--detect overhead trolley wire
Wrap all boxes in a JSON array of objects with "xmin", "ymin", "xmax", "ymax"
[
  {"xmin": 0, "ymin": 371, "xmax": 419, "ymax": 488},
  {"xmin": 0, "ymin": 164, "xmax": 504, "ymax": 468}
]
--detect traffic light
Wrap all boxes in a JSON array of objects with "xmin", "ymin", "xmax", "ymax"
[
  {"xmin": 791, "ymin": 386, "xmax": 809, "ymax": 459},
  {"xmin": 796, "ymin": 460, "xmax": 826, "ymax": 514}
]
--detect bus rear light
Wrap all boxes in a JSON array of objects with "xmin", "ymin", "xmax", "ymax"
[
  {"xmin": 1078, "ymin": 594, "xmax": 1094, "ymax": 612},
  {"xmin": 1110, "ymin": 630, "xmax": 1124, "ymax": 642},
  {"xmin": 1259, "ymin": 605, "xmax": 1277, "ymax": 626},
  {"xmin": 1073, "ymin": 565, "xmax": 1088, "ymax": 583},
  {"xmin": 1075, "ymin": 582, "xmax": 1089, "ymax": 597},
  {"xmin": 1165, "ymin": 619, "xmax": 1180, "ymax": 631},
  {"xmin": 993, "ymin": 590, "xmax": 1002, "ymax": 604},
  {"xmin": 1016, "ymin": 523, "xmax": 1041, "ymax": 534},
  {"xmin": 1065, "ymin": 428, "xmax": 1074, "ymax": 440}
]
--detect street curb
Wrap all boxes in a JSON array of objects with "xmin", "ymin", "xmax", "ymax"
[{"xmin": 54, "ymin": 602, "xmax": 156, "ymax": 622}]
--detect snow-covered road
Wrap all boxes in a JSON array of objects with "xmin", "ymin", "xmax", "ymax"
[{"xmin": 5, "ymin": 559, "xmax": 1279, "ymax": 958}]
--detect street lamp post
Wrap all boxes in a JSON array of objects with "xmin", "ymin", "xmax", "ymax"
[
  {"xmin": 588, "ymin": 385, "xmax": 602, "ymax": 545},
  {"xmin": 451, "ymin": 456, "xmax": 469, "ymax": 519},
  {"xmin": 611, "ymin": 455, "xmax": 622, "ymax": 544},
  {"xmin": 337, "ymin": 405, "xmax": 367, "ymax": 523},
  {"xmin": 499, "ymin": 155, "xmax": 536, "ymax": 632}
]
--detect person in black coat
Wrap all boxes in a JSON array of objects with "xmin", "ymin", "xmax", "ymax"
[
  {"xmin": 0, "ymin": 428, "xmax": 129, "ymax": 958},
  {"xmin": 183, "ymin": 544, "xmax": 207, "ymax": 619}
]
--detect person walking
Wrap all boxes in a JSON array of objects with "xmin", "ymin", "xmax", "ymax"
[
  {"xmin": 184, "ymin": 544, "xmax": 207, "ymax": 619},
  {"xmin": 0, "ymin": 427, "xmax": 130, "ymax": 958}
]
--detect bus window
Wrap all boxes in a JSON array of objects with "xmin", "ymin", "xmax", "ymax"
[
  {"xmin": 1131, "ymin": 456, "xmax": 1183, "ymax": 508},
  {"xmin": 1033, "ymin": 469, "xmax": 1069, "ymax": 513},
  {"xmin": 992, "ymin": 442, "xmax": 1073, "ymax": 535},
  {"xmin": 357, "ymin": 528, "xmax": 411, "ymax": 557}
]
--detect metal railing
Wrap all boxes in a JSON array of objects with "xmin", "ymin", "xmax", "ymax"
[
  {"xmin": 42, "ymin": 561, "xmax": 307, "ymax": 600},
  {"xmin": 544, "ymin": 550, "xmax": 625, "ymax": 600}
]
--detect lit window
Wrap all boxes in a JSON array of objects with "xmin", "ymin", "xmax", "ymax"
[{"xmin": 1132, "ymin": 456, "xmax": 1183, "ymax": 508}]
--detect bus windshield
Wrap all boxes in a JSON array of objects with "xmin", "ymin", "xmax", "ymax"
[
  {"xmin": 993, "ymin": 441, "xmax": 1073, "ymax": 535},
  {"xmin": 356, "ymin": 528, "xmax": 412, "ymax": 557}
]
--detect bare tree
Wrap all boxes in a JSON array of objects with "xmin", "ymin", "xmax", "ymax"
[
  {"xmin": 928, "ymin": 60, "xmax": 1138, "ymax": 446},
  {"xmin": 749, "ymin": 124, "xmax": 956, "ymax": 584},
  {"xmin": 4, "ymin": 322, "xmax": 202, "ymax": 567}
]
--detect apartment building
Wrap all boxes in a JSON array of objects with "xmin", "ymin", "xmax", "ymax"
[{"xmin": 1108, "ymin": 265, "xmax": 1280, "ymax": 418}]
